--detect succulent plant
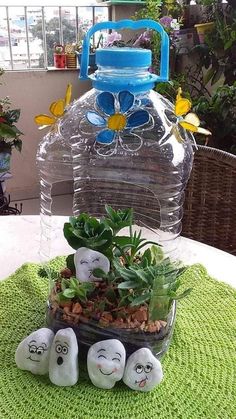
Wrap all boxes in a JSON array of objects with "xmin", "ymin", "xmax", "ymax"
[
  {"xmin": 63, "ymin": 213, "xmax": 113, "ymax": 253},
  {"xmin": 60, "ymin": 206, "xmax": 191, "ymax": 323},
  {"xmin": 57, "ymin": 277, "xmax": 95, "ymax": 302}
]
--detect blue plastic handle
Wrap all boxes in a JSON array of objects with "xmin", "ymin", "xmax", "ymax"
[{"xmin": 79, "ymin": 19, "xmax": 169, "ymax": 82}]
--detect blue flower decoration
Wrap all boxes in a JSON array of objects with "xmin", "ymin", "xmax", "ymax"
[{"xmin": 85, "ymin": 91, "xmax": 150, "ymax": 155}]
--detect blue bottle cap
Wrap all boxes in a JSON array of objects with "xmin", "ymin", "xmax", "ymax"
[{"xmin": 95, "ymin": 47, "xmax": 152, "ymax": 68}]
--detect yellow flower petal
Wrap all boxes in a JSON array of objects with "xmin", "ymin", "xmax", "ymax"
[
  {"xmin": 49, "ymin": 99, "xmax": 65, "ymax": 117},
  {"xmin": 179, "ymin": 121, "xmax": 198, "ymax": 132},
  {"xmin": 34, "ymin": 114, "xmax": 56, "ymax": 126},
  {"xmin": 184, "ymin": 112, "xmax": 200, "ymax": 127},
  {"xmin": 175, "ymin": 98, "xmax": 192, "ymax": 117},
  {"xmin": 176, "ymin": 87, "xmax": 182, "ymax": 101},
  {"xmin": 65, "ymin": 83, "xmax": 72, "ymax": 106},
  {"xmin": 197, "ymin": 127, "xmax": 212, "ymax": 136}
]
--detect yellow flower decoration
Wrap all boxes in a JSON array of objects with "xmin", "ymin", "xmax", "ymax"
[
  {"xmin": 175, "ymin": 87, "xmax": 211, "ymax": 137},
  {"xmin": 34, "ymin": 84, "xmax": 72, "ymax": 129}
]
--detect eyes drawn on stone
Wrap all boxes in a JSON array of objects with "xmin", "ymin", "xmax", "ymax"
[
  {"xmin": 135, "ymin": 364, "xmax": 144, "ymax": 374},
  {"xmin": 112, "ymin": 353, "xmax": 121, "ymax": 362},
  {"xmin": 80, "ymin": 257, "xmax": 100, "ymax": 265},
  {"xmin": 27, "ymin": 340, "xmax": 48, "ymax": 362},
  {"xmin": 97, "ymin": 348, "xmax": 121, "ymax": 361},
  {"xmin": 55, "ymin": 342, "xmax": 69, "ymax": 355},
  {"xmin": 80, "ymin": 259, "xmax": 88, "ymax": 265},
  {"xmin": 96, "ymin": 348, "xmax": 122, "ymax": 375},
  {"xmin": 144, "ymin": 363, "xmax": 153, "ymax": 373},
  {"xmin": 135, "ymin": 362, "xmax": 153, "ymax": 374},
  {"xmin": 97, "ymin": 348, "xmax": 106, "ymax": 359}
]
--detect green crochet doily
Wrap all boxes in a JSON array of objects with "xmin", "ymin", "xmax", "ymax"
[{"xmin": 0, "ymin": 259, "xmax": 235, "ymax": 419}]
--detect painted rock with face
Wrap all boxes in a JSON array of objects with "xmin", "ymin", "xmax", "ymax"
[
  {"xmin": 74, "ymin": 247, "xmax": 110, "ymax": 282},
  {"xmin": 87, "ymin": 339, "xmax": 126, "ymax": 389},
  {"xmin": 15, "ymin": 328, "xmax": 54, "ymax": 375},
  {"xmin": 49, "ymin": 328, "xmax": 79, "ymax": 386},
  {"xmin": 123, "ymin": 348, "xmax": 163, "ymax": 392}
]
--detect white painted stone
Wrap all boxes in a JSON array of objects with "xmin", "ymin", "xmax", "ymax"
[
  {"xmin": 15, "ymin": 328, "xmax": 54, "ymax": 375},
  {"xmin": 49, "ymin": 328, "xmax": 79, "ymax": 386},
  {"xmin": 74, "ymin": 247, "xmax": 110, "ymax": 282},
  {"xmin": 123, "ymin": 348, "xmax": 163, "ymax": 392},
  {"xmin": 87, "ymin": 339, "xmax": 126, "ymax": 389}
]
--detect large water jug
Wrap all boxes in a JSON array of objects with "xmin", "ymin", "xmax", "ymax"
[
  {"xmin": 37, "ymin": 19, "xmax": 193, "ymax": 261},
  {"xmin": 37, "ymin": 19, "xmax": 194, "ymax": 358}
]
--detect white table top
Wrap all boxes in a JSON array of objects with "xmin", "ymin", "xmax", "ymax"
[{"xmin": 0, "ymin": 215, "xmax": 235, "ymax": 287}]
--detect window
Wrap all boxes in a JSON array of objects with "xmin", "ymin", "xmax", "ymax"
[{"xmin": 0, "ymin": 5, "xmax": 110, "ymax": 70}]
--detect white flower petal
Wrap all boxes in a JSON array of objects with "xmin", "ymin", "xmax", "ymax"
[{"xmin": 120, "ymin": 132, "xmax": 143, "ymax": 152}]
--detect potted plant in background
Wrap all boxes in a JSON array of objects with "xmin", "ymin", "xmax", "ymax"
[
  {"xmin": 154, "ymin": 0, "xmax": 236, "ymax": 155},
  {"xmin": 194, "ymin": 21, "xmax": 214, "ymax": 44},
  {"xmin": 194, "ymin": 0, "xmax": 220, "ymax": 44},
  {"xmin": 0, "ymin": 68, "xmax": 23, "ymax": 214},
  {"xmin": 193, "ymin": 82, "xmax": 236, "ymax": 152},
  {"xmin": 76, "ymin": 34, "xmax": 103, "ymax": 71},
  {"xmin": 65, "ymin": 44, "xmax": 77, "ymax": 69},
  {"xmin": 53, "ymin": 44, "xmax": 66, "ymax": 69},
  {"xmin": 194, "ymin": 0, "xmax": 236, "ymax": 86},
  {"xmin": 134, "ymin": 0, "xmax": 182, "ymax": 74},
  {"xmin": 0, "ymin": 71, "xmax": 23, "ymax": 173}
]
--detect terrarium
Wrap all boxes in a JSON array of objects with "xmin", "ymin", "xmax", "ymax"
[{"xmin": 35, "ymin": 20, "xmax": 201, "ymax": 367}]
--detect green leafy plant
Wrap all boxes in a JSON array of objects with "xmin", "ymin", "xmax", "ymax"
[
  {"xmin": 134, "ymin": 0, "xmax": 162, "ymax": 73},
  {"xmin": 38, "ymin": 265, "xmax": 59, "ymax": 291},
  {"xmin": 193, "ymin": 82, "xmax": 236, "ymax": 152},
  {"xmin": 193, "ymin": 2, "xmax": 236, "ymax": 86},
  {"xmin": 63, "ymin": 206, "xmax": 135, "ymax": 269},
  {"xmin": 63, "ymin": 213, "xmax": 113, "ymax": 253},
  {"xmin": 54, "ymin": 44, "xmax": 64, "ymax": 54},
  {"xmin": 60, "ymin": 206, "xmax": 191, "ymax": 325},
  {"xmin": 75, "ymin": 33, "xmax": 103, "ymax": 54},
  {"xmin": 57, "ymin": 277, "xmax": 95, "ymax": 302},
  {"xmin": 112, "ymin": 231, "xmax": 159, "ymax": 266},
  {"xmin": 103, "ymin": 205, "xmax": 133, "ymax": 236},
  {"xmin": 114, "ymin": 256, "xmax": 190, "ymax": 321},
  {"xmin": 162, "ymin": 0, "xmax": 183, "ymax": 19},
  {"xmin": 0, "ymin": 69, "xmax": 23, "ymax": 153}
]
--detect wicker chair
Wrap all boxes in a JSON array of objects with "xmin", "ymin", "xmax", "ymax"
[{"xmin": 182, "ymin": 145, "xmax": 236, "ymax": 255}]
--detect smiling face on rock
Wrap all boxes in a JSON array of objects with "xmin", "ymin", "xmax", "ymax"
[
  {"xmin": 87, "ymin": 339, "xmax": 126, "ymax": 389},
  {"xmin": 74, "ymin": 247, "xmax": 110, "ymax": 282},
  {"xmin": 15, "ymin": 328, "xmax": 55, "ymax": 375},
  {"xmin": 123, "ymin": 348, "xmax": 163, "ymax": 392}
]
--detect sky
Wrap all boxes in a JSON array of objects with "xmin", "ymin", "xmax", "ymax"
[{"xmin": 0, "ymin": 0, "xmax": 98, "ymax": 5}]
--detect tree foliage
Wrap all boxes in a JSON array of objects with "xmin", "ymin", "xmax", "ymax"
[{"xmin": 30, "ymin": 17, "xmax": 76, "ymax": 67}]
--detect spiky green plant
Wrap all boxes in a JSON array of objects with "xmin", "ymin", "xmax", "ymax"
[
  {"xmin": 57, "ymin": 277, "xmax": 95, "ymax": 302},
  {"xmin": 114, "ymin": 255, "xmax": 190, "ymax": 321}
]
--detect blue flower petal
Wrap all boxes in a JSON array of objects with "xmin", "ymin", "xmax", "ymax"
[
  {"xmin": 96, "ymin": 129, "xmax": 115, "ymax": 144},
  {"xmin": 86, "ymin": 111, "xmax": 106, "ymax": 127},
  {"xmin": 140, "ymin": 98, "xmax": 152, "ymax": 107},
  {"xmin": 119, "ymin": 91, "xmax": 134, "ymax": 113},
  {"xmin": 96, "ymin": 92, "xmax": 115, "ymax": 116},
  {"xmin": 126, "ymin": 110, "xmax": 150, "ymax": 128}
]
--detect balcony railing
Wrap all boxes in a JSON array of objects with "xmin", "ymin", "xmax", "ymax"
[{"xmin": 0, "ymin": 5, "xmax": 110, "ymax": 70}]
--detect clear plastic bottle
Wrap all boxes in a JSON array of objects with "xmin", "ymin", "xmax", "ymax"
[
  {"xmin": 37, "ymin": 128, "xmax": 73, "ymax": 261},
  {"xmin": 37, "ymin": 19, "xmax": 194, "ymax": 263},
  {"xmin": 58, "ymin": 82, "xmax": 194, "ymax": 260},
  {"xmin": 38, "ymin": 19, "xmax": 194, "ymax": 358}
]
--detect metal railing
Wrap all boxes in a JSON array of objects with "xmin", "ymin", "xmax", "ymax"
[{"xmin": 0, "ymin": 5, "xmax": 110, "ymax": 70}]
